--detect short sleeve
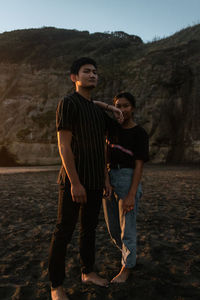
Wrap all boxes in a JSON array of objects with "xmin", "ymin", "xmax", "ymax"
[
  {"xmin": 134, "ymin": 128, "xmax": 149, "ymax": 162},
  {"xmin": 56, "ymin": 98, "xmax": 76, "ymax": 132}
]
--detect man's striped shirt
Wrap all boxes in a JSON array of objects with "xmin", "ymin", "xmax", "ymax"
[{"xmin": 56, "ymin": 92, "xmax": 110, "ymax": 190}]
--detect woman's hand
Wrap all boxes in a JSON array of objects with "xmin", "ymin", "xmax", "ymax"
[{"xmin": 122, "ymin": 194, "xmax": 135, "ymax": 214}]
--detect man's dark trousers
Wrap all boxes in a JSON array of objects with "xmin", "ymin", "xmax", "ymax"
[{"xmin": 48, "ymin": 178, "xmax": 103, "ymax": 288}]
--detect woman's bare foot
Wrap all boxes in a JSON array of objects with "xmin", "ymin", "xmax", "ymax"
[
  {"xmin": 111, "ymin": 266, "xmax": 130, "ymax": 283},
  {"xmin": 51, "ymin": 286, "xmax": 69, "ymax": 300},
  {"xmin": 81, "ymin": 272, "xmax": 109, "ymax": 287}
]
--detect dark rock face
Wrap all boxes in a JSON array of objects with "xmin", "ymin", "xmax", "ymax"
[
  {"xmin": 0, "ymin": 146, "xmax": 19, "ymax": 166},
  {"xmin": 0, "ymin": 26, "xmax": 199, "ymax": 165},
  {"xmin": 122, "ymin": 40, "xmax": 200, "ymax": 163}
]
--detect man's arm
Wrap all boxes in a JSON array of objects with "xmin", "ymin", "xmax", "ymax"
[
  {"xmin": 93, "ymin": 100, "xmax": 123, "ymax": 124},
  {"xmin": 57, "ymin": 130, "xmax": 87, "ymax": 203},
  {"xmin": 122, "ymin": 160, "xmax": 144, "ymax": 214},
  {"xmin": 93, "ymin": 100, "xmax": 110, "ymax": 111}
]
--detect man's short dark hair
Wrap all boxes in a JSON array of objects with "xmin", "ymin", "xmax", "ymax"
[
  {"xmin": 70, "ymin": 57, "xmax": 97, "ymax": 75},
  {"xmin": 113, "ymin": 92, "xmax": 136, "ymax": 108}
]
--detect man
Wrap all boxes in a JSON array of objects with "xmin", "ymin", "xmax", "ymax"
[{"xmin": 48, "ymin": 57, "xmax": 121, "ymax": 300}]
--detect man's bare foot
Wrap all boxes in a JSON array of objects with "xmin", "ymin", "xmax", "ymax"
[
  {"xmin": 51, "ymin": 286, "xmax": 69, "ymax": 300},
  {"xmin": 81, "ymin": 272, "xmax": 109, "ymax": 287},
  {"xmin": 111, "ymin": 266, "xmax": 130, "ymax": 283}
]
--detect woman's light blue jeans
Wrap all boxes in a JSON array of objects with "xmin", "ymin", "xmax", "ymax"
[{"xmin": 103, "ymin": 168, "xmax": 142, "ymax": 268}]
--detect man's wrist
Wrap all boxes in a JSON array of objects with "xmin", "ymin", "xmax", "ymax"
[
  {"xmin": 70, "ymin": 179, "xmax": 81, "ymax": 186},
  {"xmin": 105, "ymin": 104, "xmax": 110, "ymax": 111}
]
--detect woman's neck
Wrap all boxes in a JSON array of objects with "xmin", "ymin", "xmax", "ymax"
[{"xmin": 122, "ymin": 119, "xmax": 136, "ymax": 129}]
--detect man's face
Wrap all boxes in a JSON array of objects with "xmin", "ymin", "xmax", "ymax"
[{"xmin": 73, "ymin": 64, "xmax": 98, "ymax": 89}]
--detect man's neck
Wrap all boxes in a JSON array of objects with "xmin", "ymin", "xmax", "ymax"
[{"xmin": 76, "ymin": 87, "xmax": 92, "ymax": 101}]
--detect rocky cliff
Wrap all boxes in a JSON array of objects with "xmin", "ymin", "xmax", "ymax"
[{"xmin": 0, "ymin": 26, "xmax": 199, "ymax": 165}]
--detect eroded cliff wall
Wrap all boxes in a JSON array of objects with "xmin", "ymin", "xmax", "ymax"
[{"xmin": 0, "ymin": 26, "xmax": 199, "ymax": 165}]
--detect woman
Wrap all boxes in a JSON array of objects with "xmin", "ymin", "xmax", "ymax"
[{"xmin": 103, "ymin": 92, "xmax": 149, "ymax": 283}]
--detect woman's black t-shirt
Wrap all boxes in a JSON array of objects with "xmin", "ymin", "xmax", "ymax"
[{"xmin": 107, "ymin": 123, "xmax": 149, "ymax": 169}]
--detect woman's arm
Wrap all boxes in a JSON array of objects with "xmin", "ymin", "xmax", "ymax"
[
  {"xmin": 57, "ymin": 130, "xmax": 87, "ymax": 204},
  {"xmin": 122, "ymin": 160, "xmax": 144, "ymax": 214}
]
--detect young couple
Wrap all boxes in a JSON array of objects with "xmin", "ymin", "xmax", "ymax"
[{"xmin": 48, "ymin": 57, "xmax": 149, "ymax": 300}]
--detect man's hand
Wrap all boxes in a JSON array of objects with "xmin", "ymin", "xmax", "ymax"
[
  {"xmin": 71, "ymin": 183, "xmax": 87, "ymax": 204},
  {"xmin": 103, "ymin": 172, "xmax": 112, "ymax": 199},
  {"xmin": 112, "ymin": 107, "xmax": 124, "ymax": 124},
  {"xmin": 104, "ymin": 179, "xmax": 112, "ymax": 200},
  {"xmin": 93, "ymin": 101, "xmax": 123, "ymax": 124},
  {"xmin": 122, "ymin": 194, "xmax": 135, "ymax": 214}
]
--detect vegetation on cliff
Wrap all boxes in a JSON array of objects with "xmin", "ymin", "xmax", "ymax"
[{"xmin": 0, "ymin": 27, "xmax": 143, "ymax": 69}]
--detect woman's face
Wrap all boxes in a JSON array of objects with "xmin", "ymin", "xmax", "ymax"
[{"xmin": 114, "ymin": 97, "xmax": 134, "ymax": 122}]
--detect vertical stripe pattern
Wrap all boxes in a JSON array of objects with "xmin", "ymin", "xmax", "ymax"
[{"xmin": 56, "ymin": 92, "xmax": 106, "ymax": 190}]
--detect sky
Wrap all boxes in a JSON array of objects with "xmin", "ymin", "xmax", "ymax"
[{"xmin": 0, "ymin": 0, "xmax": 199, "ymax": 42}]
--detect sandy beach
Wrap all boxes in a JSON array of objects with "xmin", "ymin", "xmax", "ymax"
[{"xmin": 0, "ymin": 164, "xmax": 199, "ymax": 300}]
